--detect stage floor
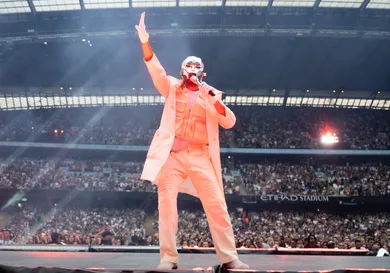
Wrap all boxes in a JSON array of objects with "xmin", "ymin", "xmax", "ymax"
[{"xmin": 0, "ymin": 252, "xmax": 389, "ymax": 271}]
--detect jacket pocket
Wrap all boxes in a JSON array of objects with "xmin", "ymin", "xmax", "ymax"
[
  {"xmin": 193, "ymin": 121, "xmax": 207, "ymax": 142},
  {"xmin": 176, "ymin": 100, "xmax": 187, "ymax": 115}
]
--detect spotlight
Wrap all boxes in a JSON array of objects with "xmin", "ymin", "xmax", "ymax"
[
  {"xmin": 341, "ymin": 90, "xmax": 344, "ymax": 93},
  {"xmin": 132, "ymin": 88, "xmax": 135, "ymax": 91},
  {"xmin": 306, "ymin": 89, "xmax": 310, "ymax": 92},
  {"xmin": 82, "ymin": 39, "xmax": 86, "ymax": 42},
  {"xmin": 69, "ymin": 87, "xmax": 72, "ymax": 91},
  {"xmin": 61, "ymin": 130, "xmax": 64, "ymax": 134},
  {"xmin": 140, "ymin": 88, "xmax": 143, "ymax": 91},
  {"xmin": 378, "ymin": 91, "xmax": 381, "ymax": 94},
  {"xmin": 272, "ymin": 89, "xmax": 276, "ymax": 92},
  {"xmin": 60, "ymin": 87, "xmax": 63, "ymax": 90},
  {"xmin": 321, "ymin": 133, "xmax": 339, "ymax": 144},
  {"xmin": 54, "ymin": 129, "xmax": 58, "ymax": 134},
  {"xmin": 87, "ymin": 40, "xmax": 90, "ymax": 43},
  {"xmin": 18, "ymin": 203, "xmax": 22, "ymax": 208},
  {"xmin": 89, "ymin": 44, "xmax": 92, "ymax": 47},
  {"xmin": 333, "ymin": 90, "xmax": 336, "ymax": 93},
  {"xmin": 44, "ymin": 42, "xmax": 47, "ymax": 45}
]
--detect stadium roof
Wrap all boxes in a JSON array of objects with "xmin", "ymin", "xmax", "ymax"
[
  {"xmin": 0, "ymin": 85, "xmax": 389, "ymax": 111},
  {"xmin": 0, "ymin": 0, "xmax": 390, "ymax": 44},
  {"xmin": 0, "ymin": 0, "xmax": 389, "ymax": 11},
  {"xmin": 0, "ymin": 36, "xmax": 389, "ymax": 90},
  {"xmin": 0, "ymin": 3, "xmax": 389, "ymax": 97}
]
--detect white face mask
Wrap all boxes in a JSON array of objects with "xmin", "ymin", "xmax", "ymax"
[{"xmin": 181, "ymin": 56, "xmax": 204, "ymax": 80}]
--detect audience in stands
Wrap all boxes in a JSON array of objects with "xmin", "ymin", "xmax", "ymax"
[
  {"xmin": 1, "ymin": 158, "xmax": 389, "ymax": 196},
  {"xmin": 2, "ymin": 206, "xmax": 389, "ymax": 254},
  {"xmin": 239, "ymin": 161, "xmax": 390, "ymax": 196},
  {"xmin": 233, "ymin": 107, "xmax": 390, "ymax": 150},
  {"xmin": 0, "ymin": 159, "xmax": 154, "ymax": 193},
  {"xmin": 1, "ymin": 107, "xmax": 389, "ymax": 149}
]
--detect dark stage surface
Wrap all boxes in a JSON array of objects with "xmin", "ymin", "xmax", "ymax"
[{"xmin": 0, "ymin": 252, "xmax": 389, "ymax": 271}]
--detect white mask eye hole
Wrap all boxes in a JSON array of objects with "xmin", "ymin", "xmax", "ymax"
[{"xmin": 185, "ymin": 61, "xmax": 202, "ymax": 69}]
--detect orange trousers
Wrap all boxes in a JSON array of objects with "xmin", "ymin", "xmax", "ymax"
[{"xmin": 158, "ymin": 144, "xmax": 238, "ymax": 264}]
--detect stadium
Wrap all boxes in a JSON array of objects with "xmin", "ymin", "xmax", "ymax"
[{"xmin": 0, "ymin": 0, "xmax": 389, "ymax": 273}]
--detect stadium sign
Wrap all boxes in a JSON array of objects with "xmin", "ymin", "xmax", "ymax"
[{"xmin": 259, "ymin": 195, "xmax": 329, "ymax": 202}]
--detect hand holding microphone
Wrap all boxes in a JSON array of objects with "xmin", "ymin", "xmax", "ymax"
[{"xmin": 190, "ymin": 75, "xmax": 216, "ymax": 97}]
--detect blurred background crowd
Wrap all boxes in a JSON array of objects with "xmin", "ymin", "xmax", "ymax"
[
  {"xmin": 1, "ymin": 107, "xmax": 389, "ymax": 150},
  {"xmin": 1, "ymin": 205, "xmax": 389, "ymax": 253},
  {"xmin": 0, "ymin": 158, "xmax": 389, "ymax": 196}
]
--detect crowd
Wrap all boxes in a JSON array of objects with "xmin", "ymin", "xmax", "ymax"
[
  {"xmin": 56, "ymin": 160, "xmax": 154, "ymax": 192},
  {"xmin": 232, "ymin": 107, "xmax": 390, "ymax": 150},
  {"xmin": 1, "ymin": 206, "xmax": 147, "ymax": 246},
  {"xmin": 1, "ymin": 158, "xmax": 390, "ymax": 196},
  {"xmin": 239, "ymin": 162, "xmax": 390, "ymax": 196},
  {"xmin": 0, "ymin": 107, "xmax": 389, "ymax": 149},
  {"xmin": 176, "ymin": 210, "xmax": 390, "ymax": 252},
  {"xmin": 0, "ymin": 158, "xmax": 155, "ymax": 193},
  {"xmin": 0, "ymin": 107, "xmax": 156, "ymax": 146},
  {"xmin": 1, "ymin": 206, "xmax": 389, "ymax": 254},
  {"xmin": 0, "ymin": 107, "xmax": 231, "ymax": 147}
]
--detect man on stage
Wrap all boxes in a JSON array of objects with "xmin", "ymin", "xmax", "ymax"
[{"xmin": 136, "ymin": 12, "xmax": 249, "ymax": 270}]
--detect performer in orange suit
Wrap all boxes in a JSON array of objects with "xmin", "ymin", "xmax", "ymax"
[{"xmin": 136, "ymin": 12, "xmax": 249, "ymax": 270}]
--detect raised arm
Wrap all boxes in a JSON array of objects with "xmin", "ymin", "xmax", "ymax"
[{"xmin": 135, "ymin": 12, "xmax": 170, "ymax": 98}]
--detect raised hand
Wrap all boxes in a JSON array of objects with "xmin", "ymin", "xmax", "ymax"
[{"xmin": 135, "ymin": 12, "xmax": 149, "ymax": 43}]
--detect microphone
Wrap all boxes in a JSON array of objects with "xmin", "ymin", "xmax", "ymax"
[{"xmin": 189, "ymin": 75, "xmax": 215, "ymax": 97}]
